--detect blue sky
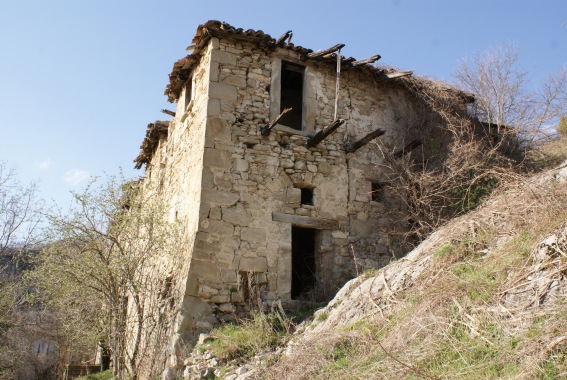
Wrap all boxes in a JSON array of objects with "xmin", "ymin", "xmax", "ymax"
[{"xmin": 1, "ymin": 0, "xmax": 565, "ymax": 209}]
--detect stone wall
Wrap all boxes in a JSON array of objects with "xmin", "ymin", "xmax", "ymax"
[
  {"xmin": 141, "ymin": 39, "xmax": 213, "ymax": 370},
  {"xmin": 141, "ymin": 33, "xmax": 433, "ymax": 358}
]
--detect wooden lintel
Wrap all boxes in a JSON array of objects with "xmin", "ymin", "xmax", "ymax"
[
  {"xmin": 272, "ymin": 212, "xmax": 339, "ymax": 230},
  {"xmin": 393, "ymin": 139, "xmax": 423, "ymax": 158},
  {"xmin": 260, "ymin": 108, "xmax": 292, "ymax": 136},
  {"xmin": 304, "ymin": 43, "xmax": 345, "ymax": 60},
  {"xmin": 274, "ymin": 30, "xmax": 293, "ymax": 47},
  {"xmin": 344, "ymin": 128, "xmax": 385, "ymax": 153},
  {"xmin": 306, "ymin": 119, "xmax": 345, "ymax": 148},
  {"xmin": 351, "ymin": 54, "xmax": 381, "ymax": 67}
]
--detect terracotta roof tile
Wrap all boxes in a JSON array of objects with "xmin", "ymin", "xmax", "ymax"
[{"xmin": 164, "ymin": 20, "xmax": 373, "ymax": 102}]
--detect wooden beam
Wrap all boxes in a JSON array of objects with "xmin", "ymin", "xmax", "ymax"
[
  {"xmin": 351, "ymin": 54, "xmax": 381, "ymax": 66},
  {"xmin": 274, "ymin": 30, "xmax": 293, "ymax": 47},
  {"xmin": 303, "ymin": 43, "xmax": 345, "ymax": 60},
  {"xmin": 385, "ymin": 70, "xmax": 413, "ymax": 79},
  {"xmin": 306, "ymin": 119, "xmax": 345, "ymax": 148},
  {"xmin": 161, "ymin": 109, "xmax": 176, "ymax": 117},
  {"xmin": 260, "ymin": 108, "xmax": 292, "ymax": 136},
  {"xmin": 393, "ymin": 139, "xmax": 423, "ymax": 158},
  {"xmin": 344, "ymin": 128, "xmax": 385, "ymax": 153},
  {"xmin": 272, "ymin": 212, "xmax": 339, "ymax": 230}
]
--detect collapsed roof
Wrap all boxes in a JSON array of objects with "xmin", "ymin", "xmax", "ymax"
[
  {"xmin": 133, "ymin": 121, "xmax": 169, "ymax": 169},
  {"xmin": 163, "ymin": 20, "xmax": 412, "ymax": 102},
  {"xmin": 134, "ymin": 21, "xmax": 473, "ymax": 169}
]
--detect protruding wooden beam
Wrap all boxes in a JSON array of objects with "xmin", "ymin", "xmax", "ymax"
[
  {"xmin": 260, "ymin": 108, "xmax": 292, "ymax": 136},
  {"xmin": 385, "ymin": 70, "xmax": 413, "ymax": 79},
  {"xmin": 350, "ymin": 54, "xmax": 381, "ymax": 67},
  {"xmin": 274, "ymin": 30, "xmax": 293, "ymax": 47},
  {"xmin": 161, "ymin": 109, "xmax": 176, "ymax": 117},
  {"xmin": 272, "ymin": 212, "xmax": 339, "ymax": 230},
  {"xmin": 344, "ymin": 128, "xmax": 385, "ymax": 153},
  {"xmin": 306, "ymin": 119, "xmax": 345, "ymax": 148},
  {"xmin": 303, "ymin": 43, "xmax": 345, "ymax": 60},
  {"xmin": 393, "ymin": 139, "xmax": 423, "ymax": 158}
]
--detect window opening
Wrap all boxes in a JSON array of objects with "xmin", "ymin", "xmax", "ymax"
[
  {"xmin": 184, "ymin": 78, "xmax": 192, "ymax": 111},
  {"xmin": 280, "ymin": 61, "xmax": 304, "ymax": 130},
  {"xmin": 371, "ymin": 182, "xmax": 386, "ymax": 202},
  {"xmin": 291, "ymin": 226, "xmax": 317, "ymax": 299},
  {"xmin": 300, "ymin": 188, "xmax": 313, "ymax": 205}
]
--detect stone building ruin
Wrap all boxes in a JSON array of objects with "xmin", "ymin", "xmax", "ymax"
[{"xmin": 133, "ymin": 20, "xmax": 470, "ymax": 356}]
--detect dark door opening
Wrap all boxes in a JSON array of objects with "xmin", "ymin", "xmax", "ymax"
[
  {"xmin": 280, "ymin": 61, "xmax": 304, "ymax": 130},
  {"xmin": 291, "ymin": 226, "xmax": 317, "ymax": 299}
]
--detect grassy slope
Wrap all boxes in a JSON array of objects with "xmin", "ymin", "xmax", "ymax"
[
  {"xmin": 200, "ymin": 139, "xmax": 567, "ymax": 379},
  {"xmin": 259, "ymin": 140, "xmax": 567, "ymax": 379}
]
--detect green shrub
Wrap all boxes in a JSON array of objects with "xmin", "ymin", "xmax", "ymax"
[
  {"xmin": 316, "ymin": 311, "xmax": 329, "ymax": 322},
  {"xmin": 75, "ymin": 370, "xmax": 113, "ymax": 380},
  {"xmin": 203, "ymin": 312, "xmax": 291, "ymax": 362},
  {"xmin": 558, "ymin": 116, "xmax": 567, "ymax": 137}
]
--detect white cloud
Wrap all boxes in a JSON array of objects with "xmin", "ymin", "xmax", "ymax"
[
  {"xmin": 37, "ymin": 159, "xmax": 51, "ymax": 170},
  {"xmin": 64, "ymin": 169, "xmax": 89, "ymax": 186}
]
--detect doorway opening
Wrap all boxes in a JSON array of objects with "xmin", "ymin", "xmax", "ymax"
[{"xmin": 291, "ymin": 226, "xmax": 318, "ymax": 299}]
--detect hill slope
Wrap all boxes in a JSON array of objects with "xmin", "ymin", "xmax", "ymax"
[
  {"xmin": 252, "ymin": 159, "xmax": 567, "ymax": 379},
  {"xmin": 183, "ymin": 150, "xmax": 567, "ymax": 380}
]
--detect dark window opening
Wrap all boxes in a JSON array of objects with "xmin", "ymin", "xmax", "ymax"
[
  {"xmin": 280, "ymin": 61, "xmax": 304, "ymax": 130},
  {"xmin": 291, "ymin": 227, "xmax": 317, "ymax": 299},
  {"xmin": 184, "ymin": 79, "xmax": 192, "ymax": 111},
  {"xmin": 371, "ymin": 182, "xmax": 386, "ymax": 202},
  {"xmin": 300, "ymin": 188, "xmax": 313, "ymax": 205}
]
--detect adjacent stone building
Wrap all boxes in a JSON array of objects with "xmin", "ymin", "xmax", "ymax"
[{"xmin": 133, "ymin": 20, "xmax": 467, "ymax": 358}]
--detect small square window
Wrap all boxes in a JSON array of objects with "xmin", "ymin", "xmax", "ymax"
[
  {"xmin": 371, "ymin": 182, "xmax": 385, "ymax": 202},
  {"xmin": 300, "ymin": 188, "xmax": 313, "ymax": 205}
]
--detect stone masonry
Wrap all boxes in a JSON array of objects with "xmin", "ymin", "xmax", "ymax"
[{"xmin": 133, "ymin": 21, "xmax": 467, "ymax": 373}]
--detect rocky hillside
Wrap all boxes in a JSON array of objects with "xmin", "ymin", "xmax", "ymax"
[{"xmin": 183, "ymin": 153, "xmax": 567, "ymax": 379}]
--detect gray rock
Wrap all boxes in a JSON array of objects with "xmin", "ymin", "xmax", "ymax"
[
  {"xmin": 198, "ymin": 333, "xmax": 213, "ymax": 345},
  {"xmin": 235, "ymin": 366, "xmax": 249, "ymax": 375},
  {"xmin": 199, "ymin": 367, "xmax": 215, "ymax": 379},
  {"xmin": 182, "ymin": 366, "xmax": 193, "ymax": 379},
  {"xmin": 162, "ymin": 367, "xmax": 177, "ymax": 380}
]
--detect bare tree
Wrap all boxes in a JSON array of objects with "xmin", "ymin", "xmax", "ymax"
[
  {"xmin": 376, "ymin": 45, "xmax": 567, "ymax": 246},
  {"xmin": 31, "ymin": 176, "xmax": 184, "ymax": 379},
  {"xmin": 0, "ymin": 162, "xmax": 48, "ymax": 380},
  {"xmin": 0, "ymin": 162, "xmax": 43, "ymax": 253},
  {"xmin": 454, "ymin": 44, "xmax": 567, "ymax": 143},
  {"xmin": 373, "ymin": 72, "xmax": 519, "ymax": 245}
]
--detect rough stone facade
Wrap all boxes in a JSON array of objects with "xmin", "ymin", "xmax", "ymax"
[{"xmin": 134, "ymin": 21, "xmax": 464, "ymax": 371}]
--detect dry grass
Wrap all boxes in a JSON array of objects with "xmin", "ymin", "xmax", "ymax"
[
  {"xmin": 526, "ymin": 136, "xmax": 567, "ymax": 171},
  {"xmin": 253, "ymin": 160, "xmax": 567, "ymax": 379}
]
